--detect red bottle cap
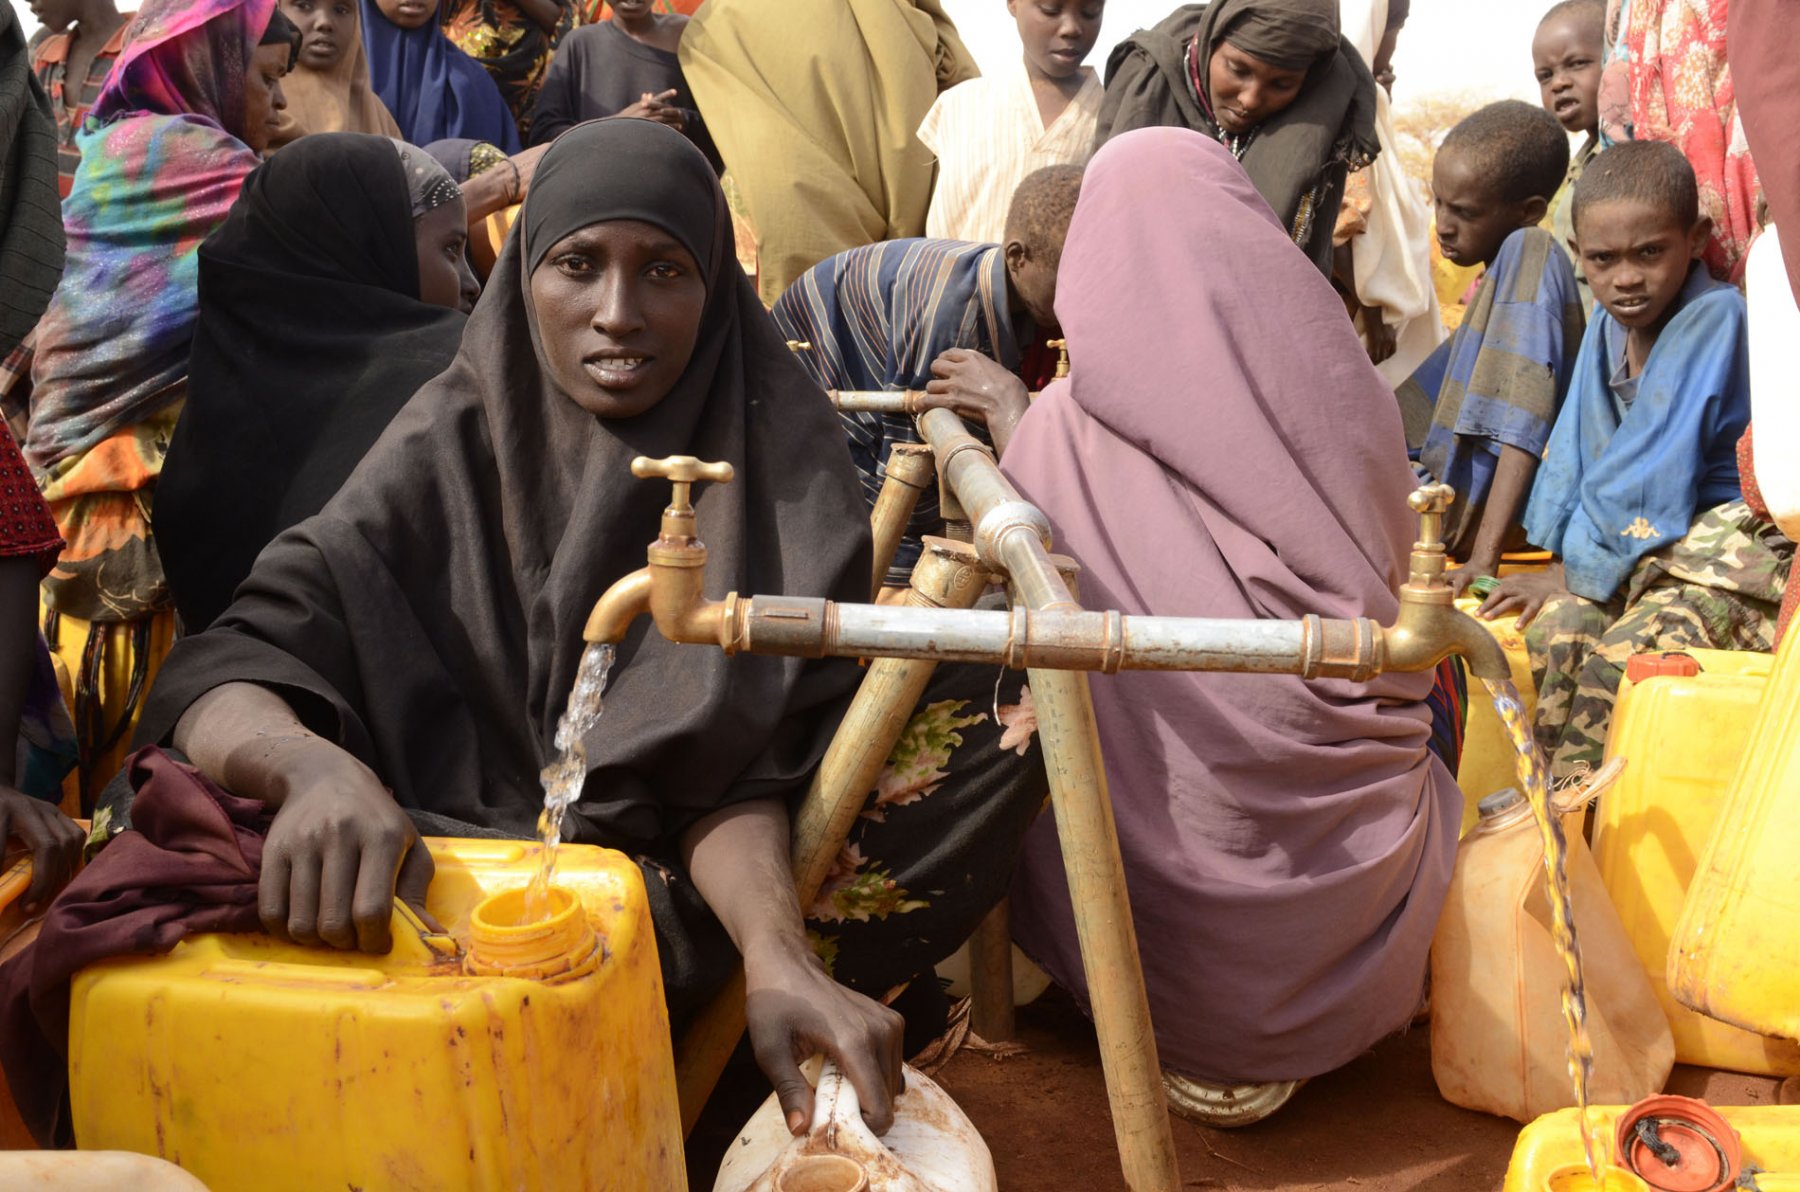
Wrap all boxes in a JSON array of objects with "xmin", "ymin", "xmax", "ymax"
[
  {"xmin": 1614, "ymin": 1095, "xmax": 1741, "ymax": 1192},
  {"xmin": 1625, "ymin": 652, "xmax": 1702, "ymax": 684}
]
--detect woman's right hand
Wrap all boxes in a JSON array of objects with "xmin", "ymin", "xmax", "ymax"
[
  {"xmin": 258, "ymin": 742, "xmax": 432, "ymax": 954},
  {"xmin": 744, "ymin": 935, "xmax": 906, "ymax": 1137}
]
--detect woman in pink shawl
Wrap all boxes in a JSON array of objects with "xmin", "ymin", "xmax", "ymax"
[{"xmin": 1000, "ymin": 126, "xmax": 1461, "ymax": 1127}]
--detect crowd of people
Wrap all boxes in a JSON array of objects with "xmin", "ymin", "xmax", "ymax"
[{"xmin": 0, "ymin": 0, "xmax": 1794, "ymax": 1155}]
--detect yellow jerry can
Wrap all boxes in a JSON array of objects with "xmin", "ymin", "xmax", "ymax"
[
  {"xmin": 67, "ymin": 838, "xmax": 685, "ymax": 1192},
  {"xmin": 1669, "ymin": 627, "xmax": 1800, "ymax": 1043},
  {"xmin": 1452, "ymin": 597, "xmax": 1536, "ymax": 836},
  {"xmin": 1503, "ymin": 1104, "xmax": 1800, "ymax": 1191},
  {"xmin": 1592, "ymin": 648, "xmax": 1800, "ymax": 1076}
]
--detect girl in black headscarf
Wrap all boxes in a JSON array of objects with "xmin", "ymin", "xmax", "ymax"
[
  {"xmin": 131, "ymin": 118, "xmax": 1042, "ymax": 1134},
  {"xmin": 157, "ymin": 133, "xmax": 477, "ymax": 633},
  {"xmin": 1095, "ymin": 0, "xmax": 1379, "ymax": 273}
]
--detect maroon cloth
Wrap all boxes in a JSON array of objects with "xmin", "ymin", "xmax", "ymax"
[
  {"xmin": 0, "ymin": 423, "xmax": 60, "ymax": 574},
  {"xmin": 0, "ymin": 747, "xmax": 270, "ymax": 1144},
  {"xmin": 1001, "ymin": 127, "xmax": 1459, "ymax": 1083},
  {"xmin": 1731, "ymin": 0, "xmax": 1800, "ymax": 303}
]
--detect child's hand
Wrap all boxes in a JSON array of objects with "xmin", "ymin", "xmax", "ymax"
[
  {"xmin": 921, "ymin": 348, "xmax": 1030, "ymax": 456},
  {"xmin": 0, "ymin": 787, "xmax": 84, "ymax": 913},
  {"xmin": 1448, "ymin": 555, "xmax": 1500, "ymax": 600},
  {"xmin": 620, "ymin": 90, "xmax": 684, "ymax": 130},
  {"xmin": 1477, "ymin": 568, "xmax": 1567, "ymax": 628}
]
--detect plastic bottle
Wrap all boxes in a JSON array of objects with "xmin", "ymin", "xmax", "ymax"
[
  {"xmin": 713, "ymin": 1059, "xmax": 995, "ymax": 1192},
  {"xmin": 1431, "ymin": 789, "xmax": 1675, "ymax": 1122}
]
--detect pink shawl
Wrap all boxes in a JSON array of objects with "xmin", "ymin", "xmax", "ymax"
[{"xmin": 1001, "ymin": 127, "xmax": 1460, "ymax": 1083}]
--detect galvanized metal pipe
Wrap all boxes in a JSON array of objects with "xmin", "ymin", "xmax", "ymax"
[
  {"xmin": 723, "ymin": 598, "xmax": 1383, "ymax": 681},
  {"xmin": 916, "ymin": 407, "xmax": 1076, "ymax": 611},
  {"xmin": 829, "ymin": 388, "xmax": 925, "ymax": 415}
]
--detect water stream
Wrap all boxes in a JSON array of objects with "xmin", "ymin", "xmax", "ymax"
[
  {"xmin": 1483, "ymin": 677, "xmax": 1600, "ymax": 1183},
  {"xmin": 525, "ymin": 642, "xmax": 616, "ymax": 923}
]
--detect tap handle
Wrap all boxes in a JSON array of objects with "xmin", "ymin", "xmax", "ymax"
[
  {"xmin": 631, "ymin": 455, "xmax": 735, "ymax": 511},
  {"xmin": 1406, "ymin": 483, "xmax": 1456, "ymax": 549}
]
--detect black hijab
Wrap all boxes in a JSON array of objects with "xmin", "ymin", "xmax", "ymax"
[
  {"xmin": 0, "ymin": 0, "xmax": 65, "ymax": 358},
  {"xmin": 139, "ymin": 119, "xmax": 871, "ymax": 850},
  {"xmin": 157, "ymin": 132, "xmax": 468, "ymax": 632},
  {"xmin": 1094, "ymin": 0, "xmax": 1379, "ymax": 272}
]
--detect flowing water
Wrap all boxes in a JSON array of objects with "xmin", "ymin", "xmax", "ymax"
[
  {"xmin": 525, "ymin": 642, "xmax": 616, "ymax": 923},
  {"xmin": 1482, "ymin": 677, "xmax": 1601, "ymax": 1183}
]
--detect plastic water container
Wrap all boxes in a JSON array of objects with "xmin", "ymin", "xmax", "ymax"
[
  {"xmin": 1669, "ymin": 628, "xmax": 1800, "ymax": 1043},
  {"xmin": 1593, "ymin": 649, "xmax": 1800, "ymax": 1077},
  {"xmin": 1431, "ymin": 789, "xmax": 1674, "ymax": 1122},
  {"xmin": 67, "ymin": 838, "xmax": 684, "ymax": 1191},
  {"xmin": 714, "ymin": 1059, "xmax": 995, "ymax": 1192},
  {"xmin": 0, "ymin": 1151, "xmax": 213, "ymax": 1190},
  {"xmin": 1452, "ymin": 597, "xmax": 1537, "ymax": 837},
  {"xmin": 1504, "ymin": 1103, "xmax": 1800, "ymax": 1191}
]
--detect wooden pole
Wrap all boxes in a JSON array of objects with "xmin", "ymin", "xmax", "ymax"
[
  {"xmin": 673, "ymin": 539, "xmax": 990, "ymax": 1134},
  {"xmin": 1029, "ymin": 665, "xmax": 1180, "ymax": 1192},
  {"xmin": 865, "ymin": 443, "xmax": 936, "ymax": 600},
  {"xmin": 967, "ymin": 899, "xmax": 1015, "ymax": 1042}
]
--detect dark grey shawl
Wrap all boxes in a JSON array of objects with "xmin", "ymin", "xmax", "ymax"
[{"xmin": 1094, "ymin": 0, "xmax": 1379, "ymax": 273}]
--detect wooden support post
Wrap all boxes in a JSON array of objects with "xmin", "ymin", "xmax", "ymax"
[
  {"xmin": 967, "ymin": 898, "xmax": 1015, "ymax": 1042},
  {"xmin": 1029, "ymin": 665, "xmax": 1180, "ymax": 1192}
]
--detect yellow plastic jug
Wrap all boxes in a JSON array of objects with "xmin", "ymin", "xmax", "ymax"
[
  {"xmin": 67, "ymin": 838, "xmax": 685, "ymax": 1192},
  {"xmin": 1503, "ymin": 1105, "xmax": 1800, "ymax": 1191},
  {"xmin": 1452, "ymin": 597, "xmax": 1536, "ymax": 836},
  {"xmin": 1669, "ymin": 628, "xmax": 1800, "ymax": 1042},
  {"xmin": 1592, "ymin": 649, "xmax": 1800, "ymax": 1077},
  {"xmin": 1431, "ymin": 789, "xmax": 1674, "ymax": 1123}
]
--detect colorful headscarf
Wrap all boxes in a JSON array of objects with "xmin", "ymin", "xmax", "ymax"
[{"xmin": 24, "ymin": 0, "xmax": 277, "ymax": 470}]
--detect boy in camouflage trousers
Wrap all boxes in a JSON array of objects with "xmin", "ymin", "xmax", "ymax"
[{"xmin": 1477, "ymin": 142, "xmax": 1792, "ymax": 778}]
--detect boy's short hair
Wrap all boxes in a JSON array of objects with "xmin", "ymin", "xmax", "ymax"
[
  {"xmin": 1438, "ymin": 100, "xmax": 1570, "ymax": 206},
  {"xmin": 1538, "ymin": 0, "xmax": 1603, "ymax": 30},
  {"xmin": 1003, "ymin": 164, "xmax": 1085, "ymax": 268},
  {"xmin": 1571, "ymin": 139, "xmax": 1700, "ymax": 234}
]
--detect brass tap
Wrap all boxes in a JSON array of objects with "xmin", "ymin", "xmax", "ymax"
[
  {"xmin": 1378, "ymin": 484, "xmax": 1511, "ymax": 681},
  {"xmin": 581, "ymin": 455, "xmax": 735, "ymax": 647},
  {"xmin": 1047, "ymin": 338, "xmax": 1069, "ymax": 380},
  {"xmin": 785, "ymin": 339, "xmax": 813, "ymax": 353}
]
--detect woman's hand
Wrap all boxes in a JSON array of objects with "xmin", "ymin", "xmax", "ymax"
[
  {"xmin": 619, "ymin": 89, "xmax": 685, "ymax": 130},
  {"xmin": 257, "ymin": 742, "xmax": 432, "ymax": 953},
  {"xmin": 0, "ymin": 788, "xmax": 84, "ymax": 912},
  {"xmin": 1477, "ymin": 566, "xmax": 1568, "ymax": 628},
  {"xmin": 744, "ymin": 934, "xmax": 905, "ymax": 1137},
  {"xmin": 920, "ymin": 348, "xmax": 1030, "ymax": 457}
]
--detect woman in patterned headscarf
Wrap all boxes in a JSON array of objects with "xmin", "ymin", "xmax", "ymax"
[
  {"xmin": 155, "ymin": 133, "xmax": 476, "ymax": 638},
  {"xmin": 23, "ymin": 0, "xmax": 299, "ymax": 805},
  {"xmin": 1094, "ymin": 0, "xmax": 1380, "ymax": 274}
]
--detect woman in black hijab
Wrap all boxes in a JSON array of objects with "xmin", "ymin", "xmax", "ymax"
[
  {"xmin": 1095, "ymin": 0, "xmax": 1379, "ymax": 274},
  {"xmin": 133, "ymin": 118, "xmax": 1042, "ymax": 1135},
  {"xmin": 158, "ymin": 133, "xmax": 477, "ymax": 633}
]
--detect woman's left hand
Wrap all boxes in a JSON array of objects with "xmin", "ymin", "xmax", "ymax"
[
  {"xmin": 744, "ymin": 935, "xmax": 905, "ymax": 1137},
  {"xmin": 920, "ymin": 348, "xmax": 1030, "ymax": 457}
]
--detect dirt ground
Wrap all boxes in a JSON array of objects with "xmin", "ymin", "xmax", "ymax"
[{"xmin": 931, "ymin": 987, "xmax": 1783, "ymax": 1192}]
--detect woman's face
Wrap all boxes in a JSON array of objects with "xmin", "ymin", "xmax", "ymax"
[
  {"xmin": 282, "ymin": 0, "xmax": 355, "ymax": 71},
  {"xmin": 375, "ymin": 0, "xmax": 435, "ymax": 31},
  {"xmin": 242, "ymin": 42, "xmax": 292, "ymax": 154},
  {"xmin": 1206, "ymin": 41, "xmax": 1307, "ymax": 135},
  {"xmin": 528, "ymin": 219, "xmax": 708, "ymax": 419},
  {"xmin": 415, "ymin": 199, "xmax": 480, "ymax": 314}
]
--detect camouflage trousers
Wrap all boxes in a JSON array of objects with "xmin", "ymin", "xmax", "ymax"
[{"xmin": 1526, "ymin": 500, "xmax": 1793, "ymax": 781}]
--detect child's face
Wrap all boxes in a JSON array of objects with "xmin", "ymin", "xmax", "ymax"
[
  {"xmin": 283, "ymin": 0, "xmax": 355, "ymax": 71},
  {"xmin": 1008, "ymin": 0, "xmax": 1103, "ymax": 81},
  {"xmin": 1004, "ymin": 239, "xmax": 1061, "ymax": 332},
  {"xmin": 376, "ymin": 0, "xmax": 435, "ymax": 31},
  {"xmin": 414, "ymin": 200, "xmax": 480, "ymax": 314},
  {"xmin": 1574, "ymin": 199, "xmax": 1708, "ymax": 332},
  {"xmin": 1432, "ymin": 148, "xmax": 1540, "ymax": 269},
  {"xmin": 1532, "ymin": 13, "xmax": 1603, "ymax": 136},
  {"xmin": 1207, "ymin": 41, "xmax": 1307, "ymax": 135}
]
